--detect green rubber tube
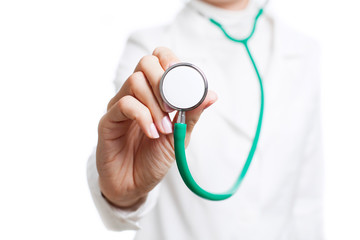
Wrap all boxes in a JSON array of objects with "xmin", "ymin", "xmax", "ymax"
[
  {"xmin": 174, "ymin": 123, "xmax": 233, "ymax": 200},
  {"xmin": 173, "ymin": 8, "xmax": 265, "ymax": 201}
]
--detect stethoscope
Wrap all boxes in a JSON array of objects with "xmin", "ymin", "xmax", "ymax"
[{"xmin": 159, "ymin": 1, "xmax": 268, "ymax": 201}]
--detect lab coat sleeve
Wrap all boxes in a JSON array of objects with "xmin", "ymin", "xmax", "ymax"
[
  {"xmin": 86, "ymin": 33, "xmax": 161, "ymax": 231},
  {"xmin": 87, "ymin": 150, "xmax": 161, "ymax": 231},
  {"xmin": 114, "ymin": 31, "xmax": 154, "ymax": 91},
  {"xmin": 290, "ymin": 45, "xmax": 324, "ymax": 239}
]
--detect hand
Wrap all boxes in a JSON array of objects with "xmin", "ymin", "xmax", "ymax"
[{"xmin": 96, "ymin": 47, "xmax": 218, "ymax": 209}]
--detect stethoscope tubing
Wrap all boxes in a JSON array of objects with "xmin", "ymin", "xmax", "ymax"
[{"xmin": 173, "ymin": 7, "xmax": 266, "ymax": 201}]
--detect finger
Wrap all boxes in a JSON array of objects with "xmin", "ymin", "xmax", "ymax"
[
  {"xmin": 134, "ymin": 55, "xmax": 172, "ymax": 113},
  {"xmin": 101, "ymin": 95, "xmax": 160, "ymax": 139},
  {"xmin": 184, "ymin": 90, "xmax": 218, "ymax": 135},
  {"xmin": 127, "ymin": 71, "xmax": 173, "ymax": 134},
  {"xmin": 107, "ymin": 55, "xmax": 165, "ymax": 111},
  {"xmin": 152, "ymin": 47, "xmax": 181, "ymax": 112},
  {"xmin": 152, "ymin": 46, "xmax": 180, "ymax": 70},
  {"xmin": 106, "ymin": 72, "xmax": 172, "ymax": 134}
]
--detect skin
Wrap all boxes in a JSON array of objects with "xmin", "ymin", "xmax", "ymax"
[
  {"xmin": 201, "ymin": 0, "xmax": 249, "ymax": 10},
  {"xmin": 97, "ymin": 0, "xmax": 249, "ymax": 209}
]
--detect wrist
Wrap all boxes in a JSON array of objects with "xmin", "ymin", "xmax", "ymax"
[
  {"xmin": 98, "ymin": 178, "xmax": 148, "ymax": 210},
  {"xmin": 101, "ymin": 191, "xmax": 147, "ymax": 211}
]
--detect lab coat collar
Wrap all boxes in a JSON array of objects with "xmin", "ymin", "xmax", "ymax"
[
  {"xmin": 189, "ymin": 0, "xmax": 259, "ymax": 24},
  {"xmin": 187, "ymin": 0, "xmax": 305, "ymax": 58},
  {"xmin": 214, "ymin": 9, "xmax": 307, "ymax": 140},
  {"xmin": 264, "ymin": 4, "xmax": 306, "ymax": 59}
]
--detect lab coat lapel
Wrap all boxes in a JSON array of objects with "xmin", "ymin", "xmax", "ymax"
[
  {"xmin": 170, "ymin": 7, "xmax": 307, "ymax": 141},
  {"xmin": 213, "ymin": 14, "xmax": 307, "ymax": 141}
]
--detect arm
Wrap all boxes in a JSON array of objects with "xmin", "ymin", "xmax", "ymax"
[
  {"xmin": 87, "ymin": 35, "xmax": 217, "ymax": 231},
  {"xmin": 290, "ymin": 44, "xmax": 324, "ymax": 239},
  {"xmin": 86, "ymin": 35, "xmax": 159, "ymax": 231},
  {"xmin": 291, "ymin": 107, "xmax": 324, "ymax": 239}
]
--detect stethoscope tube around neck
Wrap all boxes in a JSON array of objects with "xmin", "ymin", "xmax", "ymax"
[{"xmin": 172, "ymin": 5, "xmax": 266, "ymax": 201}]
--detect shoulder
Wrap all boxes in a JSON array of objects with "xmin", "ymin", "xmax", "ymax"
[
  {"xmin": 268, "ymin": 15, "xmax": 322, "ymax": 91},
  {"xmin": 125, "ymin": 24, "xmax": 174, "ymax": 54},
  {"xmin": 124, "ymin": 4, "xmax": 193, "ymax": 54},
  {"xmin": 274, "ymin": 17, "xmax": 321, "ymax": 59}
]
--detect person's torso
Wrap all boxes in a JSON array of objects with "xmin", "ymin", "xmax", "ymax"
[{"xmin": 126, "ymin": 1, "xmax": 320, "ymax": 239}]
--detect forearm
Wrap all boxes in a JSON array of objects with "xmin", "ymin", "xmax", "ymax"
[{"xmin": 87, "ymin": 150, "xmax": 161, "ymax": 231}]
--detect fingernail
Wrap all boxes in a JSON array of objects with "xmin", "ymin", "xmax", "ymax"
[
  {"xmin": 204, "ymin": 102, "xmax": 212, "ymax": 110},
  {"xmin": 163, "ymin": 103, "xmax": 174, "ymax": 113},
  {"xmin": 204, "ymin": 100, "xmax": 216, "ymax": 110},
  {"xmin": 162, "ymin": 116, "xmax": 173, "ymax": 134},
  {"xmin": 150, "ymin": 123, "xmax": 159, "ymax": 139},
  {"xmin": 204, "ymin": 94, "xmax": 218, "ymax": 110}
]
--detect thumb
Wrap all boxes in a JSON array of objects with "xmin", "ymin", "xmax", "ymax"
[{"xmin": 185, "ymin": 90, "xmax": 218, "ymax": 135}]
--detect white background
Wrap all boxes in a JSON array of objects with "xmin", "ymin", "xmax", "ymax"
[{"xmin": 0, "ymin": 0, "xmax": 359, "ymax": 239}]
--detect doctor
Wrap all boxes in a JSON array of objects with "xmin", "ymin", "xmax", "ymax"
[{"xmin": 87, "ymin": 0, "xmax": 324, "ymax": 239}]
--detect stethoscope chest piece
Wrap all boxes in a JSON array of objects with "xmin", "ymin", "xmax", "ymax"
[{"xmin": 160, "ymin": 63, "xmax": 208, "ymax": 112}]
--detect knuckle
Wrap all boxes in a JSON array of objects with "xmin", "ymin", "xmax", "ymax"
[
  {"xmin": 161, "ymin": 53, "xmax": 171, "ymax": 63},
  {"xmin": 152, "ymin": 46, "xmax": 168, "ymax": 55},
  {"xmin": 138, "ymin": 56, "xmax": 149, "ymax": 69},
  {"xmin": 97, "ymin": 115, "xmax": 106, "ymax": 133},
  {"xmin": 128, "ymin": 71, "xmax": 145, "ymax": 89},
  {"xmin": 116, "ymin": 95, "xmax": 131, "ymax": 111},
  {"xmin": 116, "ymin": 96, "xmax": 150, "ymax": 121},
  {"xmin": 107, "ymin": 97, "xmax": 116, "ymax": 111},
  {"xmin": 138, "ymin": 55, "xmax": 158, "ymax": 69},
  {"xmin": 98, "ymin": 114, "xmax": 112, "ymax": 136}
]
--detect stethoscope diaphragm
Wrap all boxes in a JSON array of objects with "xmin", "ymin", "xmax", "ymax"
[{"xmin": 160, "ymin": 63, "xmax": 208, "ymax": 112}]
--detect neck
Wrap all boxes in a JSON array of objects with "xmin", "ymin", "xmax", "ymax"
[{"xmin": 201, "ymin": 0, "xmax": 249, "ymax": 10}]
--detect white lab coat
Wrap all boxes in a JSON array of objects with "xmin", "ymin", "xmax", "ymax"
[{"xmin": 87, "ymin": 0, "xmax": 324, "ymax": 239}]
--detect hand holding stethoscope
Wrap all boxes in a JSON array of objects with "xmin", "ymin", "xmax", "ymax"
[{"xmin": 96, "ymin": 47, "xmax": 218, "ymax": 208}]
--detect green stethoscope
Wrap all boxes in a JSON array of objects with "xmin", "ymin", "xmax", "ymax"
[{"xmin": 159, "ymin": 2, "xmax": 268, "ymax": 201}]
